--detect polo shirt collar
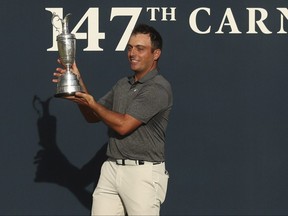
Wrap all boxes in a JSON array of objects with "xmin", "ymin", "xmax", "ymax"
[{"xmin": 128, "ymin": 68, "xmax": 159, "ymax": 85}]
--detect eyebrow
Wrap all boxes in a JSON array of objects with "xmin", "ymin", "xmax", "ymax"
[{"xmin": 127, "ymin": 44, "xmax": 147, "ymax": 48}]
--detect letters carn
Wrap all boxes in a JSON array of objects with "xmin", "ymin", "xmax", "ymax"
[{"xmin": 189, "ymin": 7, "xmax": 288, "ymax": 34}]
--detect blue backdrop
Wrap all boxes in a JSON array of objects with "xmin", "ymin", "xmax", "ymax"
[{"xmin": 1, "ymin": 0, "xmax": 288, "ymax": 215}]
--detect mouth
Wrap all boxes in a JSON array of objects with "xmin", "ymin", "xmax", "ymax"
[
  {"xmin": 130, "ymin": 58, "xmax": 138, "ymax": 63},
  {"xmin": 130, "ymin": 58, "xmax": 139, "ymax": 66}
]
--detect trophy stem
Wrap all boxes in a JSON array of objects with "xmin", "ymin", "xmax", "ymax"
[
  {"xmin": 65, "ymin": 63, "xmax": 72, "ymax": 72},
  {"xmin": 66, "ymin": 64, "xmax": 72, "ymax": 73}
]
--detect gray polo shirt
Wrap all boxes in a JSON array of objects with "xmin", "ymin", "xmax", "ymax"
[{"xmin": 98, "ymin": 69, "xmax": 173, "ymax": 162}]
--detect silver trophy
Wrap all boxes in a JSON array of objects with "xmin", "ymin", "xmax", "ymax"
[{"xmin": 52, "ymin": 13, "xmax": 82, "ymax": 97}]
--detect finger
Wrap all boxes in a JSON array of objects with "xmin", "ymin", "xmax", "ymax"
[
  {"xmin": 63, "ymin": 95, "xmax": 76, "ymax": 100},
  {"xmin": 56, "ymin": 67, "xmax": 66, "ymax": 74},
  {"xmin": 52, "ymin": 72, "xmax": 61, "ymax": 83},
  {"xmin": 75, "ymin": 91, "xmax": 86, "ymax": 98},
  {"xmin": 53, "ymin": 72, "xmax": 61, "ymax": 77},
  {"xmin": 63, "ymin": 95, "xmax": 84, "ymax": 102}
]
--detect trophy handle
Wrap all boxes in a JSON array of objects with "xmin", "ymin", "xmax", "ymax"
[
  {"xmin": 51, "ymin": 12, "xmax": 62, "ymax": 34},
  {"xmin": 51, "ymin": 13, "xmax": 72, "ymax": 34}
]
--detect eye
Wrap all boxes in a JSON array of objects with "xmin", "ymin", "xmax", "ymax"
[{"xmin": 136, "ymin": 46, "xmax": 145, "ymax": 52}]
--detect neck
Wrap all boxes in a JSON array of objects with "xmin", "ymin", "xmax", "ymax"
[{"xmin": 134, "ymin": 63, "xmax": 157, "ymax": 82}]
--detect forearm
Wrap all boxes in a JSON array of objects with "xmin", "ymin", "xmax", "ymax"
[
  {"xmin": 88, "ymin": 100, "xmax": 141, "ymax": 136},
  {"xmin": 72, "ymin": 76, "xmax": 142, "ymax": 133},
  {"xmin": 78, "ymin": 104, "xmax": 101, "ymax": 123},
  {"xmin": 77, "ymin": 78, "xmax": 101, "ymax": 122},
  {"xmin": 90, "ymin": 101, "xmax": 127, "ymax": 134}
]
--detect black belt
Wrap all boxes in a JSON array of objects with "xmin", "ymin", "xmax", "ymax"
[{"xmin": 113, "ymin": 159, "xmax": 163, "ymax": 166}]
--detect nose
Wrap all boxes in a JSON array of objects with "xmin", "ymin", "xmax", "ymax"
[{"xmin": 128, "ymin": 47, "xmax": 136, "ymax": 57}]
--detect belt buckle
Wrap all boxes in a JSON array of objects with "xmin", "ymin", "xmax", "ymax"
[{"xmin": 138, "ymin": 160, "xmax": 145, "ymax": 165}]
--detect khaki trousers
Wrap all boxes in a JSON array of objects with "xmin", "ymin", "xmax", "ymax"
[{"xmin": 91, "ymin": 159, "xmax": 169, "ymax": 215}]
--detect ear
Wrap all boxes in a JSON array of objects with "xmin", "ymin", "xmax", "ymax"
[{"xmin": 153, "ymin": 49, "xmax": 161, "ymax": 61}]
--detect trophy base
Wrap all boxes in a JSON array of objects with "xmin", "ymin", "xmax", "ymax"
[
  {"xmin": 54, "ymin": 91, "xmax": 76, "ymax": 98},
  {"xmin": 54, "ymin": 85, "xmax": 82, "ymax": 98},
  {"xmin": 54, "ymin": 72, "xmax": 82, "ymax": 98}
]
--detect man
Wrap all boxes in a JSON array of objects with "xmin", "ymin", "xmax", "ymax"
[{"xmin": 53, "ymin": 24, "xmax": 173, "ymax": 215}]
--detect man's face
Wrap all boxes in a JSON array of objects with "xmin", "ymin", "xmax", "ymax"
[{"xmin": 127, "ymin": 33, "xmax": 160, "ymax": 74}]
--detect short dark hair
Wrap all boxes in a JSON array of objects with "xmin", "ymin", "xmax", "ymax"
[{"xmin": 131, "ymin": 24, "xmax": 162, "ymax": 51}]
